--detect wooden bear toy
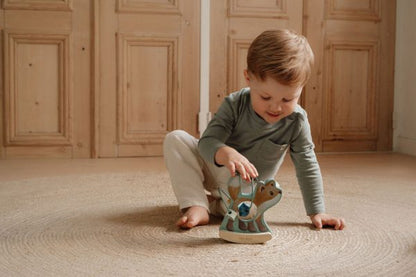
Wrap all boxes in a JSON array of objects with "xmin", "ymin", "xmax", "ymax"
[{"xmin": 219, "ymin": 177, "xmax": 282, "ymax": 244}]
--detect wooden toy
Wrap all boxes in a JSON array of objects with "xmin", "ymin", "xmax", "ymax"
[{"xmin": 219, "ymin": 175, "xmax": 282, "ymax": 244}]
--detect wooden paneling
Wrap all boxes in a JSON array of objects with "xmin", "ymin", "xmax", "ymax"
[
  {"xmin": 2, "ymin": 10, "xmax": 72, "ymax": 31},
  {"xmin": 323, "ymin": 40, "xmax": 378, "ymax": 140},
  {"xmin": 212, "ymin": 0, "xmax": 395, "ymax": 152},
  {"xmin": 0, "ymin": 0, "xmax": 91, "ymax": 158},
  {"xmin": 117, "ymin": 34, "xmax": 178, "ymax": 145},
  {"xmin": 0, "ymin": 0, "xmax": 396, "ymax": 158},
  {"xmin": 4, "ymin": 32, "xmax": 71, "ymax": 146},
  {"xmin": 228, "ymin": 0, "xmax": 287, "ymax": 18},
  {"xmin": 117, "ymin": 0, "xmax": 180, "ymax": 14},
  {"xmin": 228, "ymin": 38, "xmax": 250, "ymax": 92},
  {"xmin": 98, "ymin": 0, "xmax": 199, "ymax": 157},
  {"xmin": 305, "ymin": 0, "xmax": 395, "ymax": 152},
  {"xmin": 0, "ymin": 9, "xmax": 4, "ymax": 158},
  {"xmin": 3, "ymin": 0, "xmax": 72, "ymax": 11},
  {"xmin": 325, "ymin": 0, "xmax": 380, "ymax": 21},
  {"xmin": 376, "ymin": 0, "xmax": 396, "ymax": 151}
]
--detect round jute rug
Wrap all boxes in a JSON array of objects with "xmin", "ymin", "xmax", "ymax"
[{"xmin": 0, "ymin": 172, "xmax": 415, "ymax": 276}]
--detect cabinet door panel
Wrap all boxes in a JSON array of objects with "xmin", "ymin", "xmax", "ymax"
[
  {"xmin": 305, "ymin": 0, "xmax": 395, "ymax": 151},
  {"xmin": 98, "ymin": 0, "xmax": 200, "ymax": 157},
  {"xmin": 1, "ymin": 0, "xmax": 91, "ymax": 158}
]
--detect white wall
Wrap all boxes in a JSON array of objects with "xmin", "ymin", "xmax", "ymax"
[{"xmin": 394, "ymin": 0, "xmax": 416, "ymax": 156}]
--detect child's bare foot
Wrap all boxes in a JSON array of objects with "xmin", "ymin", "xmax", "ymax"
[{"xmin": 176, "ymin": 206, "xmax": 209, "ymax": 229}]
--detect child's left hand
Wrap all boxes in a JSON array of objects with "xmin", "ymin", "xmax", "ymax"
[{"xmin": 309, "ymin": 213, "xmax": 346, "ymax": 230}]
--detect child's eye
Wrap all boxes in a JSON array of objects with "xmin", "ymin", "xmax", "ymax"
[
  {"xmin": 261, "ymin": 96, "xmax": 271, "ymax": 100},
  {"xmin": 282, "ymin": 98, "xmax": 293, "ymax": 103}
]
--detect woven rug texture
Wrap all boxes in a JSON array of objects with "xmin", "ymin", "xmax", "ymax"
[{"xmin": 0, "ymin": 155, "xmax": 415, "ymax": 276}]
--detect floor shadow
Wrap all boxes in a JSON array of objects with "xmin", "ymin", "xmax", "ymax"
[
  {"xmin": 268, "ymin": 221, "xmax": 316, "ymax": 230},
  {"xmin": 411, "ymin": 243, "xmax": 416, "ymax": 254},
  {"xmin": 106, "ymin": 205, "xmax": 226, "ymax": 246},
  {"xmin": 170, "ymin": 237, "xmax": 226, "ymax": 247},
  {"xmin": 106, "ymin": 205, "xmax": 179, "ymax": 228},
  {"xmin": 269, "ymin": 221, "xmax": 343, "ymax": 231},
  {"xmin": 106, "ymin": 206, "xmax": 322, "ymax": 232},
  {"xmin": 106, "ymin": 205, "xmax": 222, "ymax": 232},
  {"xmin": 106, "ymin": 206, "xmax": 328, "ymax": 247}
]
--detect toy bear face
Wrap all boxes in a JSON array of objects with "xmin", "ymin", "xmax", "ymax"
[{"xmin": 254, "ymin": 180, "xmax": 281, "ymax": 205}]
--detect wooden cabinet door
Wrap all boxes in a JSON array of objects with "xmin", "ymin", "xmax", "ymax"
[
  {"xmin": 210, "ymin": 0, "xmax": 395, "ymax": 152},
  {"xmin": 304, "ymin": 0, "xmax": 395, "ymax": 151},
  {"xmin": 97, "ymin": 0, "xmax": 200, "ymax": 157},
  {"xmin": 0, "ymin": 0, "xmax": 91, "ymax": 158}
]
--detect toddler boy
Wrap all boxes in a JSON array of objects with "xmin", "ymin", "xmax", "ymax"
[{"xmin": 164, "ymin": 29, "xmax": 345, "ymax": 230}]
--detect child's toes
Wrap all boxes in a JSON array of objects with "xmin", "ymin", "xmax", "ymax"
[
  {"xmin": 176, "ymin": 216, "xmax": 188, "ymax": 227},
  {"xmin": 185, "ymin": 217, "xmax": 198, "ymax": 228}
]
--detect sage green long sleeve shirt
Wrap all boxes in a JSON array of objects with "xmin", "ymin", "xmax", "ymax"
[{"xmin": 198, "ymin": 88, "xmax": 325, "ymax": 215}]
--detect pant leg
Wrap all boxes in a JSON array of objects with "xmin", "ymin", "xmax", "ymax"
[
  {"xmin": 163, "ymin": 129, "xmax": 235, "ymax": 216},
  {"xmin": 204, "ymin": 161, "xmax": 233, "ymax": 216},
  {"xmin": 163, "ymin": 130, "xmax": 210, "ymax": 211}
]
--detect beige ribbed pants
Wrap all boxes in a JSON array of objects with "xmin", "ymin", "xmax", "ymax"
[{"xmin": 163, "ymin": 130, "xmax": 232, "ymax": 216}]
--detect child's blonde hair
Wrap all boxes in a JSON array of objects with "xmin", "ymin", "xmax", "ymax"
[{"xmin": 247, "ymin": 29, "xmax": 314, "ymax": 87}]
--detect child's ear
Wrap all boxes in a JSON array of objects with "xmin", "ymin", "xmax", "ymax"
[{"xmin": 243, "ymin": 69, "xmax": 250, "ymax": 86}]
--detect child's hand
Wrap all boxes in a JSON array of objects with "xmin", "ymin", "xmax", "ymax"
[
  {"xmin": 215, "ymin": 146, "xmax": 258, "ymax": 181},
  {"xmin": 309, "ymin": 213, "xmax": 346, "ymax": 230}
]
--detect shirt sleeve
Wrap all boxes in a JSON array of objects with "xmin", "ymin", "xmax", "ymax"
[
  {"xmin": 289, "ymin": 112, "xmax": 326, "ymax": 215},
  {"xmin": 198, "ymin": 95, "xmax": 236, "ymax": 164}
]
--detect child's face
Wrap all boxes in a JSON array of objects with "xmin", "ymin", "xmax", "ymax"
[{"xmin": 244, "ymin": 70, "xmax": 302, "ymax": 124}]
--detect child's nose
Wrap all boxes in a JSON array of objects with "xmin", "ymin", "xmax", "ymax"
[{"xmin": 270, "ymin": 102, "xmax": 283, "ymax": 112}]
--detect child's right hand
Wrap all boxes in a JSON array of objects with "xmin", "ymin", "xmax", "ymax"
[{"xmin": 214, "ymin": 146, "xmax": 258, "ymax": 181}]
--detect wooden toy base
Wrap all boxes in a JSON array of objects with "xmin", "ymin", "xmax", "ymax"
[{"xmin": 219, "ymin": 229, "xmax": 273, "ymax": 244}]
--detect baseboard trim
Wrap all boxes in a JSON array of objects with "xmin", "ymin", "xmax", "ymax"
[{"xmin": 395, "ymin": 136, "xmax": 416, "ymax": 156}]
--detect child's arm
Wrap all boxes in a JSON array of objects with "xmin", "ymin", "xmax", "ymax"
[
  {"xmin": 199, "ymin": 90, "xmax": 257, "ymax": 181},
  {"xmin": 215, "ymin": 146, "xmax": 258, "ymax": 181},
  {"xmin": 309, "ymin": 213, "xmax": 346, "ymax": 230},
  {"xmin": 290, "ymin": 110, "xmax": 346, "ymax": 230}
]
